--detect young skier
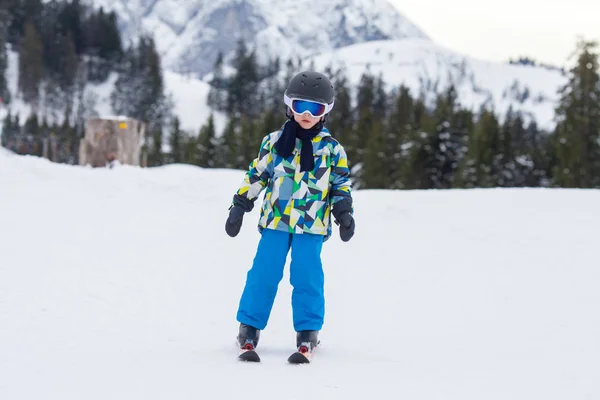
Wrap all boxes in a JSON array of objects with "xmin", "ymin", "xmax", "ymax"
[{"xmin": 225, "ymin": 71, "xmax": 355, "ymax": 362}]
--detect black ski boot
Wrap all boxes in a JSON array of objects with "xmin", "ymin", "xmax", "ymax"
[
  {"xmin": 237, "ymin": 323, "xmax": 260, "ymax": 349},
  {"xmin": 237, "ymin": 323, "xmax": 261, "ymax": 362},
  {"xmin": 288, "ymin": 330, "xmax": 319, "ymax": 364},
  {"xmin": 296, "ymin": 330, "xmax": 319, "ymax": 349}
]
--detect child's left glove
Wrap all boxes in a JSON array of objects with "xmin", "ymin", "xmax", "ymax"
[
  {"xmin": 336, "ymin": 212, "xmax": 355, "ymax": 242},
  {"xmin": 225, "ymin": 195, "xmax": 254, "ymax": 238},
  {"xmin": 332, "ymin": 200, "xmax": 355, "ymax": 242}
]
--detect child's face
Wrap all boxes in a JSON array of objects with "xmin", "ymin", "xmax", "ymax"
[{"xmin": 294, "ymin": 112, "xmax": 322, "ymax": 130}]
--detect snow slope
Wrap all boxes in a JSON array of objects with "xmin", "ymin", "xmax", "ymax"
[{"xmin": 1, "ymin": 152, "xmax": 599, "ymax": 399}]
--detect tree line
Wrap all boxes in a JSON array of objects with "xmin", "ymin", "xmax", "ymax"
[
  {"xmin": 1, "ymin": 2, "xmax": 599, "ymax": 189},
  {"xmin": 159, "ymin": 39, "xmax": 600, "ymax": 189},
  {"xmin": 0, "ymin": 0, "xmax": 169, "ymax": 164}
]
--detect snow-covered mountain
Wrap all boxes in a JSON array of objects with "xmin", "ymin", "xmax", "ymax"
[
  {"xmin": 76, "ymin": 0, "xmax": 566, "ymax": 131},
  {"xmin": 307, "ymin": 39, "xmax": 567, "ymax": 131},
  {"xmin": 4, "ymin": 1, "xmax": 568, "ymax": 134},
  {"xmin": 83, "ymin": 0, "xmax": 429, "ymax": 76}
]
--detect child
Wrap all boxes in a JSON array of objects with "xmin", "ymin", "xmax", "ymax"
[{"xmin": 225, "ymin": 71, "xmax": 355, "ymax": 357}]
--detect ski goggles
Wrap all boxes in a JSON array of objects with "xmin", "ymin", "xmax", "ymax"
[{"xmin": 284, "ymin": 94, "xmax": 334, "ymax": 118}]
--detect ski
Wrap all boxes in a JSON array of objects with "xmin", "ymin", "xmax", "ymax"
[
  {"xmin": 238, "ymin": 340, "xmax": 261, "ymax": 362},
  {"xmin": 287, "ymin": 342, "xmax": 317, "ymax": 364},
  {"xmin": 238, "ymin": 348, "xmax": 261, "ymax": 362}
]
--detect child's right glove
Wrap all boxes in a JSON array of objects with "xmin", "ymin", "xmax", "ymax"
[
  {"xmin": 332, "ymin": 200, "xmax": 355, "ymax": 242},
  {"xmin": 225, "ymin": 195, "xmax": 254, "ymax": 237}
]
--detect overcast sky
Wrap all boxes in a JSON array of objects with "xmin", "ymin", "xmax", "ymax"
[{"xmin": 389, "ymin": 0, "xmax": 600, "ymax": 67}]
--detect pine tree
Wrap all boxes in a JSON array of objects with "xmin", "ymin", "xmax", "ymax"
[
  {"xmin": 111, "ymin": 35, "xmax": 171, "ymax": 133},
  {"xmin": 402, "ymin": 103, "xmax": 436, "ymax": 190},
  {"xmin": 428, "ymin": 86, "xmax": 468, "ymax": 189},
  {"xmin": 84, "ymin": 8, "xmax": 122, "ymax": 82},
  {"xmin": 237, "ymin": 115, "xmax": 261, "ymax": 169},
  {"xmin": 456, "ymin": 108, "xmax": 500, "ymax": 188},
  {"xmin": 168, "ymin": 117, "xmax": 183, "ymax": 164},
  {"xmin": 183, "ymin": 132, "xmax": 197, "ymax": 165},
  {"xmin": 362, "ymin": 75, "xmax": 389, "ymax": 189},
  {"xmin": 197, "ymin": 114, "xmax": 216, "ymax": 168},
  {"xmin": 57, "ymin": 0, "xmax": 84, "ymax": 54},
  {"xmin": 553, "ymin": 40, "xmax": 600, "ymax": 188},
  {"xmin": 19, "ymin": 22, "xmax": 44, "ymax": 105},
  {"xmin": 326, "ymin": 70, "xmax": 353, "ymax": 145},
  {"xmin": 2, "ymin": 111, "xmax": 13, "ymax": 147},
  {"xmin": 215, "ymin": 117, "xmax": 238, "ymax": 169},
  {"xmin": 138, "ymin": 35, "xmax": 169, "ymax": 133},
  {"xmin": 385, "ymin": 85, "xmax": 415, "ymax": 188},
  {"xmin": 207, "ymin": 51, "xmax": 227, "ymax": 111},
  {"xmin": 0, "ymin": 9, "xmax": 11, "ymax": 106},
  {"xmin": 147, "ymin": 128, "xmax": 164, "ymax": 167},
  {"xmin": 59, "ymin": 31, "xmax": 78, "ymax": 93},
  {"xmin": 523, "ymin": 121, "xmax": 550, "ymax": 186},
  {"xmin": 227, "ymin": 39, "xmax": 259, "ymax": 117},
  {"xmin": 350, "ymin": 72, "xmax": 377, "ymax": 187}
]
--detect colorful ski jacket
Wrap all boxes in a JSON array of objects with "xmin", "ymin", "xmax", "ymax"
[{"xmin": 234, "ymin": 122, "xmax": 353, "ymax": 240}]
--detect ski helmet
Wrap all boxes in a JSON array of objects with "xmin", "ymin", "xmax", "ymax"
[{"xmin": 284, "ymin": 71, "xmax": 335, "ymax": 110}]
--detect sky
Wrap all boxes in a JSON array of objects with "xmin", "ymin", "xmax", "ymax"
[{"xmin": 390, "ymin": 0, "xmax": 600, "ymax": 67}]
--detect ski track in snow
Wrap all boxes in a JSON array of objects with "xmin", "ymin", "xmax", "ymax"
[{"xmin": 0, "ymin": 151, "xmax": 599, "ymax": 399}]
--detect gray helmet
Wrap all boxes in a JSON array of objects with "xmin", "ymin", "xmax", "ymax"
[{"xmin": 284, "ymin": 71, "xmax": 335, "ymax": 105}]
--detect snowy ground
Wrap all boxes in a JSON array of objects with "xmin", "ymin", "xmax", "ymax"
[{"xmin": 1, "ymin": 151, "xmax": 599, "ymax": 400}]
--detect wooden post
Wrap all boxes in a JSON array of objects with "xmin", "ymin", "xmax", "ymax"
[{"xmin": 79, "ymin": 117, "xmax": 146, "ymax": 168}]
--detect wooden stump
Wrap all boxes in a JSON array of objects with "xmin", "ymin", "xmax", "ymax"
[{"xmin": 79, "ymin": 117, "xmax": 146, "ymax": 167}]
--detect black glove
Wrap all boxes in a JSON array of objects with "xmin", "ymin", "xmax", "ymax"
[
  {"xmin": 225, "ymin": 205, "xmax": 245, "ymax": 237},
  {"xmin": 225, "ymin": 195, "xmax": 254, "ymax": 238},
  {"xmin": 332, "ymin": 200, "xmax": 355, "ymax": 242},
  {"xmin": 336, "ymin": 212, "xmax": 355, "ymax": 242}
]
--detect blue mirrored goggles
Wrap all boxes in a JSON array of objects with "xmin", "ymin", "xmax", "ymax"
[{"xmin": 284, "ymin": 95, "xmax": 333, "ymax": 118}]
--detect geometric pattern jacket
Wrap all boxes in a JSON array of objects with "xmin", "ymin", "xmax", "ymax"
[{"xmin": 234, "ymin": 122, "xmax": 353, "ymax": 240}]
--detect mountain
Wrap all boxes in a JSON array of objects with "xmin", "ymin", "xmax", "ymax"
[
  {"xmin": 1, "ymin": 149, "xmax": 599, "ymax": 399},
  {"xmin": 79, "ymin": 0, "xmax": 566, "ymax": 131},
  {"xmin": 84, "ymin": 0, "xmax": 429, "ymax": 76},
  {"xmin": 5, "ymin": 1, "xmax": 567, "ymax": 134},
  {"xmin": 307, "ymin": 38, "xmax": 567, "ymax": 131}
]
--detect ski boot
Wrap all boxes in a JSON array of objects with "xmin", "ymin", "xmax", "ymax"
[
  {"xmin": 288, "ymin": 330, "xmax": 319, "ymax": 364},
  {"xmin": 237, "ymin": 323, "xmax": 261, "ymax": 362}
]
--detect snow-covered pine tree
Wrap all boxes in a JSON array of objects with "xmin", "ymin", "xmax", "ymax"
[
  {"xmin": 456, "ymin": 107, "xmax": 500, "ymax": 188},
  {"xmin": 429, "ymin": 85, "xmax": 469, "ymax": 189}
]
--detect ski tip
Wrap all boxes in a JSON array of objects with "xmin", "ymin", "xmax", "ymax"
[
  {"xmin": 238, "ymin": 350, "xmax": 261, "ymax": 362},
  {"xmin": 287, "ymin": 351, "xmax": 311, "ymax": 364}
]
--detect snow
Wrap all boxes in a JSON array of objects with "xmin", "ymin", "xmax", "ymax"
[
  {"xmin": 163, "ymin": 70, "xmax": 228, "ymax": 135},
  {"xmin": 308, "ymin": 38, "xmax": 566, "ymax": 131},
  {"xmin": 0, "ymin": 48, "xmax": 32, "ymax": 125},
  {"xmin": 1, "ymin": 151, "xmax": 599, "ymax": 399}
]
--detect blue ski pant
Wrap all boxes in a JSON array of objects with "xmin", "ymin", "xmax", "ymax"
[{"xmin": 236, "ymin": 228, "xmax": 325, "ymax": 332}]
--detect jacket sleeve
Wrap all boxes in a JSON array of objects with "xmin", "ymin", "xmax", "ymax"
[
  {"xmin": 234, "ymin": 134, "xmax": 273, "ymax": 205},
  {"xmin": 329, "ymin": 142, "xmax": 353, "ymax": 216}
]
